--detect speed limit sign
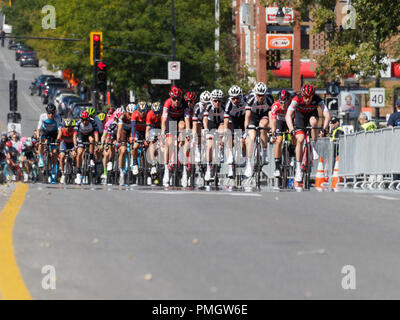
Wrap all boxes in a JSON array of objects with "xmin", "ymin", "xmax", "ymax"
[
  {"xmin": 369, "ymin": 87, "xmax": 385, "ymax": 107},
  {"xmin": 168, "ymin": 61, "xmax": 181, "ymax": 80}
]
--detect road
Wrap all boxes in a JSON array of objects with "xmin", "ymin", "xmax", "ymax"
[{"xmin": 1, "ymin": 44, "xmax": 400, "ymax": 300}]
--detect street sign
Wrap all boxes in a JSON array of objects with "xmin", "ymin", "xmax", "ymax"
[
  {"xmin": 168, "ymin": 61, "xmax": 180, "ymax": 80},
  {"xmin": 266, "ymin": 7, "xmax": 294, "ymax": 24},
  {"xmin": 267, "ymin": 34, "xmax": 293, "ymax": 50},
  {"xmin": 326, "ymin": 97, "xmax": 339, "ymax": 111},
  {"xmin": 369, "ymin": 87, "xmax": 385, "ymax": 107},
  {"xmin": 151, "ymin": 79, "xmax": 172, "ymax": 85}
]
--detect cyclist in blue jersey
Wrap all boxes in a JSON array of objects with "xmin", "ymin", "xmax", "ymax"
[{"xmin": 36, "ymin": 104, "xmax": 63, "ymax": 168}]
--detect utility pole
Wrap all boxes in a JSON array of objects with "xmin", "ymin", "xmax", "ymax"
[
  {"xmin": 215, "ymin": 0, "xmax": 220, "ymax": 71},
  {"xmin": 171, "ymin": 0, "xmax": 176, "ymax": 86}
]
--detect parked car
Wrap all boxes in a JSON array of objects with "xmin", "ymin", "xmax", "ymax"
[
  {"xmin": 55, "ymin": 94, "xmax": 82, "ymax": 116},
  {"xmin": 42, "ymin": 82, "xmax": 67, "ymax": 105},
  {"xmin": 49, "ymin": 87, "xmax": 74, "ymax": 105},
  {"xmin": 29, "ymin": 74, "xmax": 55, "ymax": 96},
  {"xmin": 8, "ymin": 39, "xmax": 18, "ymax": 50},
  {"xmin": 15, "ymin": 46, "xmax": 33, "ymax": 61},
  {"xmin": 53, "ymin": 89, "xmax": 76, "ymax": 107},
  {"xmin": 69, "ymin": 103, "xmax": 94, "ymax": 120},
  {"xmin": 19, "ymin": 52, "xmax": 39, "ymax": 67}
]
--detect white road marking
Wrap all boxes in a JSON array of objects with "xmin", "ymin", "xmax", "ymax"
[
  {"xmin": 22, "ymin": 90, "xmax": 42, "ymax": 113},
  {"xmin": 142, "ymin": 190, "xmax": 261, "ymax": 197},
  {"xmin": 374, "ymin": 195, "xmax": 400, "ymax": 201}
]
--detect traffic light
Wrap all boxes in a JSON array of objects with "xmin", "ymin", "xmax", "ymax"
[
  {"xmin": 9, "ymin": 80, "xmax": 17, "ymax": 111},
  {"xmin": 90, "ymin": 31, "xmax": 103, "ymax": 65},
  {"xmin": 95, "ymin": 60, "xmax": 107, "ymax": 92},
  {"xmin": 266, "ymin": 50, "xmax": 281, "ymax": 70},
  {"xmin": 326, "ymin": 81, "xmax": 340, "ymax": 97}
]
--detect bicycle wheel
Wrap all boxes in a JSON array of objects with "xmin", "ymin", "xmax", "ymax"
[
  {"xmin": 303, "ymin": 143, "xmax": 311, "ymax": 190},
  {"xmin": 281, "ymin": 143, "xmax": 289, "ymax": 189}
]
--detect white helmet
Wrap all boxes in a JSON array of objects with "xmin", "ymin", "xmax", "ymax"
[
  {"xmin": 228, "ymin": 85, "xmax": 242, "ymax": 98},
  {"xmin": 211, "ymin": 89, "xmax": 224, "ymax": 100},
  {"xmin": 116, "ymin": 106, "xmax": 125, "ymax": 113},
  {"xmin": 254, "ymin": 82, "xmax": 267, "ymax": 95},
  {"xmin": 126, "ymin": 103, "xmax": 136, "ymax": 113},
  {"xmin": 200, "ymin": 90, "xmax": 211, "ymax": 103}
]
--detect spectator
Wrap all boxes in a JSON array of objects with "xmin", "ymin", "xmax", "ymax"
[
  {"xmin": 387, "ymin": 99, "xmax": 400, "ymax": 127},
  {"xmin": 358, "ymin": 112, "xmax": 377, "ymax": 131},
  {"xmin": 10, "ymin": 132, "xmax": 22, "ymax": 153},
  {"xmin": 79, "ymin": 80, "xmax": 88, "ymax": 101},
  {"xmin": 330, "ymin": 117, "xmax": 344, "ymax": 141}
]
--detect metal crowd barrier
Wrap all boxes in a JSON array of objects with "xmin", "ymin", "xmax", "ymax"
[{"xmin": 338, "ymin": 127, "xmax": 400, "ymax": 190}]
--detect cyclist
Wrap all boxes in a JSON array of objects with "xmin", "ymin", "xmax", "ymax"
[
  {"xmin": 36, "ymin": 104, "xmax": 63, "ymax": 169},
  {"xmin": 73, "ymin": 110, "xmax": 99, "ymax": 184},
  {"xmin": 161, "ymin": 86, "xmax": 190, "ymax": 186},
  {"xmin": 193, "ymin": 90, "xmax": 211, "ymax": 163},
  {"xmin": 146, "ymin": 102, "xmax": 162, "ymax": 176},
  {"xmin": 203, "ymin": 89, "xmax": 225, "ymax": 181},
  {"xmin": 223, "ymin": 85, "xmax": 247, "ymax": 178},
  {"xmin": 20, "ymin": 138, "xmax": 36, "ymax": 182},
  {"xmin": 4, "ymin": 140, "xmax": 23, "ymax": 181},
  {"xmin": 101, "ymin": 109, "xmax": 122, "ymax": 183},
  {"xmin": 181, "ymin": 91, "xmax": 197, "ymax": 186},
  {"xmin": 285, "ymin": 84, "xmax": 331, "ymax": 182},
  {"xmin": 130, "ymin": 102, "xmax": 148, "ymax": 177},
  {"xmin": 270, "ymin": 89, "xmax": 296, "ymax": 178},
  {"xmin": 243, "ymin": 82, "xmax": 274, "ymax": 178},
  {"xmin": 116, "ymin": 106, "xmax": 133, "ymax": 185},
  {"xmin": 87, "ymin": 107, "xmax": 104, "ymax": 136},
  {"xmin": 57, "ymin": 118, "xmax": 76, "ymax": 184}
]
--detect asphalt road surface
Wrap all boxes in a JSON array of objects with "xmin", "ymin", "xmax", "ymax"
[{"xmin": 2, "ymin": 44, "xmax": 400, "ymax": 300}]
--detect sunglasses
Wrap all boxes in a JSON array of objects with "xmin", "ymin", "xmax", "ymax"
[
  {"xmin": 256, "ymin": 94, "xmax": 265, "ymax": 98},
  {"xmin": 47, "ymin": 112, "xmax": 55, "ymax": 115},
  {"xmin": 171, "ymin": 97, "xmax": 181, "ymax": 101},
  {"xmin": 231, "ymin": 97, "xmax": 240, "ymax": 100}
]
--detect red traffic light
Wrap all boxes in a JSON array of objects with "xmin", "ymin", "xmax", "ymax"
[
  {"xmin": 93, "ymin": 34, "xmax": 100, "ymax": 42},
  {"xmin": 97, "ymin": 61, "xmax": 107, "ymax": 70}
]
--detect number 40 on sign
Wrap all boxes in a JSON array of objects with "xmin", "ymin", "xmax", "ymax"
[{"xmin": 369, "ymin": 87, "xmax": 385, "ymax": 107}]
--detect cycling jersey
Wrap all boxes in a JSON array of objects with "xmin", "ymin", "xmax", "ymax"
[
  {"xmin": 224, "ymin": 96, "xmax": 247, "ymax": 129},
  {"xmin": 146, "ymin": 110, "xmax": 162, "ymax": 129},
  {"xmin": 37, "ymin": 113, "xmax": 63, "ymax": 132},
  {"xmin": 204, "ymin": 102, "xmax": 224, "ymax": 126},
  {"xmin": 93, "ymin": 116, "xmax": 104, "ymax": 135},
  {"xmin": 107, "ymin": 120, "xmax": 118, "ymax": 141},
  {"xmin": 60, "ymin": 127, "xmax": 74, "ymax": 144},
  {"xmin": 118, "ymin": 113, "xmax": 132, "ymax": 131},
  {"xmin": 193, "ymin": 102, "xmax": 210, "ymax": 123},
  {"xmin": 270, "ymin": 100, "xmax": 288, "ymax": 121},
  {"xmin": 288, "ymin": 94, "xmax": 326, "ymax": 113},
  {"xmin": 245, "ymin": 93, "xmax": 274, "ymax": 127},
  {"xmin": 162, "ymin": 97, "xmax": 190, "ymax": 120},
  {"xmin": 131, "ymin": 110, "xmax": 147, "ymax": 133},
  {"xmin": 74, "ymin": 119, "xmax": 98, "ymax": 136}
]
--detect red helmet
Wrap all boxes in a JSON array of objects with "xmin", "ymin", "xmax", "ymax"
[
  {"xmin": 169, "ymin": 86, "xmax": 183, "ymax": 98},
  {"xmin": 6, "ymin": 141, "xmax": 12, "ymax": 148},
  {"xmin": 279, "ymin": 89, "xmax": 291, "ymax": 103},
  {"xmin": 301, "ymin": 84, "xmax": 315, "ymax": 98},
  {"xmin": 80, "ymin": 110, "xmax": 90, "ymax": 120},
  {"xmin": 184, "ymin": 91, "xmax": 197, "ymax": 102},
  {"xmin": 107, "ymin": 107, "xmax": 115, "ymax": 115}
]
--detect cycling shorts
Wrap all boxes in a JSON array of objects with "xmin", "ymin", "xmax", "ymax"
[{"xmin": 294, "ymin": 109, "xmax": 319, "ymax": 131}]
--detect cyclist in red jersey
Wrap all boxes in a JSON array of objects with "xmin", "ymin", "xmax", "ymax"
[
  {"xmin": 285, "ymin": 84, "xmax": 331, "ymax": 182},
  {"xmin": 181, "ymin": 91, "xmax": 196, "ymax": 187},
  {"xmin": 57, "ymin": 118, "xmax": 76, "ymax": 184},
  {"xmin": 130, "ymin": 102, "xmax": 148, "ymax": 176},
  {"xmin": 161, "ymin": 86, "xmax": 190, "ymax": 186},
  {"xmin": 270, "ymin": 90, "xmax": 295, "ymax": 178},
  {"xmin": 146, "ymin": 102, "xmax": 162, "ymax": 176}
]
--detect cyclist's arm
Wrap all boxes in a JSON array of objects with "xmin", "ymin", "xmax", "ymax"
[
  {"xmin": 270, "ymin": 117, "xmax": 277, "ymax": 135},
  {"xmin": 131, "ymin": 120, "xmax": 137, "ymax": 141},
  {"xmin": 322, "ymin": 108, "xmax": 331, "ymax": 132},
  {"xmin": 56, "ymin": 129, "xmax": 62, "ymax": 141},
  {"xmin": 285, "ymin": 108, "xmax": 295, "ymax": 133},
  {"xmin": 244, "ymin": 110, "xmax": 251, "ymax": 130},
  {"xmin": 145, "ymin": 125, "xmax": 151, "ymax": 141},
  {"xmin": 203, "ymin": 116, "xmax": 209, "ymax": 131},
  {"xmin": 73, "ymin": 132, "xmax": 78, "ymax": 148},
  {"xmin": 117, "ymin": 123, "xmax": 122, "ymax": 142}
]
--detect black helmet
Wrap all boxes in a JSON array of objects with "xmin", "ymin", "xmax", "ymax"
[{"xmin": 46, "ymin": 103, "xmax": 56, "ymax": 114}]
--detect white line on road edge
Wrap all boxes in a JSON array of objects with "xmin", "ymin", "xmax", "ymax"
[
  {"xmin": 374, "ymin": 195, "xmax": 400, "ymax": 201},
  {"xmin": 142, "ymin": 191, "xmax": 262, "ymax": 197}
]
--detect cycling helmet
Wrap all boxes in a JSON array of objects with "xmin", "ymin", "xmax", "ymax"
[
  {"xmin": 200, "ymin": 90, "xmax": 211, "ymax": 103},
  {"xmin": 6, "ymin": 141, "xmax": 12, "ymax": 148},
  {"xmin": 211, "ymin": 89, "xmax": 224, "ymax": 100},
  {"xmin": 228, "ymin": 85, "xmax": 242, "ymax": 98},
  {"xmin": 169, "ymin": 86, "xmax": 183, "ymax": 98},
  {"xmin": 64, "ymin": 118, "xmax": 73, "ymax": 127},
  {"xmin": 184, "ymin": 91, "xmax": 197, "ymax": 102},
  {"xmin": 107, "ymin": 107, "xmax": 115, "ymax": 115},
  {"xmin": 137, "ymin": 101, "xmax": 148, "ymax": 113},
  {"xmin": 301, "ymin": 84, "xmax": 315, "ymax": 98},
  {"xmin": 25, "ymin": 138, "xmax": 33, "ymax": 147},
  {"xmin": 116, "ymin": 106, "xmax": 125, "ymax": 113},
  {"xmin": 80, "ymin": 110, "xmax": 89, "ymax": 120},
  {"xmin": 279, "ymin": 89, "xmax": 291, "ymax": 103},
  {"xmin": 46, "ymin": 103, "xmax": 56, "ymax": 114},
  {"xmin": 151, "ymin": 102, "xmax": 162, "ymax": 114},
  {"xmin": 97, "ymin": 112, "xmax": 106, "ymax": 122},
  {"xmin": 126, "ymin": 104, "xmax": 136, "ymax": 113},
  {"xmin": 86, "ymin": 106, "xmax": 96, "ymax": 117},
  {"xmin": 254, "ymin": 82, "xmax": 267, "ymax": 95}
]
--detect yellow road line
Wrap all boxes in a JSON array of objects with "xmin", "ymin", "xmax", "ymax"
[{"xmin": 0, "ymin": 183, "xmax": 31, "ymax": 300}]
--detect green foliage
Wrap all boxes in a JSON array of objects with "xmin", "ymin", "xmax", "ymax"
[{"xmin": 1, "ymin": 0, "xmax": 251, "ymax": 101}]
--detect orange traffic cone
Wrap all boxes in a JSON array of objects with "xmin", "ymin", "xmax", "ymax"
[
  {"xmin": 315, "ymin": 157, "xmax": 325, "ymax": 191},
  {"xmin": 324, "ymin": 158, "xmax": 329, "ymax": 183},
  {"xmin": 331, "ymin": 156, "xmax": 340, "ymax": 191}
]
